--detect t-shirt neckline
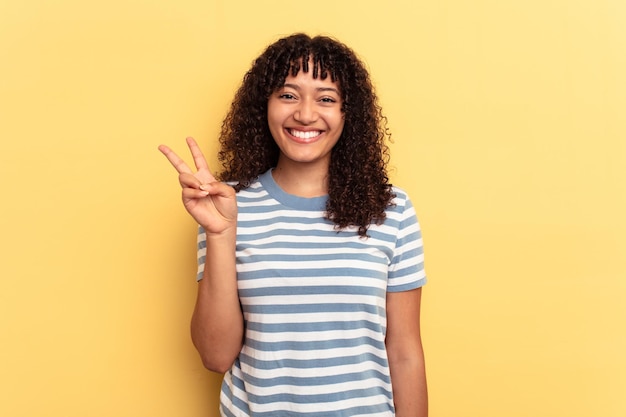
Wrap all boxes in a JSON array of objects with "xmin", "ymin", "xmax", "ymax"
[{"xmin": 258, "ymin": 169, "xmax": 328, "ymax": 211}]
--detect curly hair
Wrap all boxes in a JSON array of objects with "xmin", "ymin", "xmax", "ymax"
[{"xmin": 217, "ymin": 33, "xmax": 394, "ymax": 237}]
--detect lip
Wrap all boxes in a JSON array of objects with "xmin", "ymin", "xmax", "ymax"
[{"xmin": 285, "ymin": 128, "xmax": 324, "ymax": 144}]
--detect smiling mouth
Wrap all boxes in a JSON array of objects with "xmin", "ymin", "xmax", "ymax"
[{"xmin": 288, "ymin": 129, "xmax": 322, "ymax": 140}]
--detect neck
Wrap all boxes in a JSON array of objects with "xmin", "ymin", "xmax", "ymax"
[{"xmin": 272, "ymin": 158, "xmax": 329, "ymax": 197}]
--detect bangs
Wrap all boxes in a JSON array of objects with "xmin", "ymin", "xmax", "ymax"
[
  {"xmin": 288, "ymin": 54, "xmax": 336, "ymax": 82},
  {"xmin": 258, "ymin": 34, "xmax": 347, "ymax": 96}
]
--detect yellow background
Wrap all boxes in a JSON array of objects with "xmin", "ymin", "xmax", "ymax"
[{"xmin": 1, "ymin": 0, "xmax": 624, "ymax": 416}]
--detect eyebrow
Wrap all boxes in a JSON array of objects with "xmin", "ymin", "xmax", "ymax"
[{"xmin": 283, "ymin": 83, "xmax": 340, "ymax": 94}]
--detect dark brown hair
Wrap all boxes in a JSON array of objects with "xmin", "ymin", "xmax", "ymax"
[{"xmin": 217, "ymin": 33, "xmax": 394, "ymax": 237}]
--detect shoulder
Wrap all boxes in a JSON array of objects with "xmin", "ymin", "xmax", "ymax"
[
  {"xmin": 387, "ymin": 186, "xmax": 417, "ymax": 216},
  {"xmin": 390, "ymin": 186, "xmax": 411, "ymax": 204}
]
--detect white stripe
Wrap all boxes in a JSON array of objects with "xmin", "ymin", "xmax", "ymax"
[
  {"xmin": 241, "ymin": 374, "xmax": 392, "ymax": 396},
  {"xmin": 240, "ymin": 294, "xmax": 384, "ymax": 306},
  {"xmin": 241, "ymin": 344, "xmax": 387, "ymax": 362},
  {"xmin": 245, "ymin": 311, "xmax": 384, "ymax": 325},
  {"xmin": 237, "ymin": 276, "xmax": 387, "ymax": 289},
  {"xmin": 246, "ymin": 327, "xmax": 383, "ymax": 344},
  {"xmin": 237, "ymin": 259, "xmax": 388, "ymax": 273}
]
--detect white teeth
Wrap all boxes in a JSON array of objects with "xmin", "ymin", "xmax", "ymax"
[{"xmin": 290, "ymin": 129, "xmax": 321, "ymax": 139}]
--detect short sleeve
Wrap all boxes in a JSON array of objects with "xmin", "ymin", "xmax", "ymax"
[
  {"xmin": 196, "ymin": 225, "xmax": 207, "ymax": 281},
  {"xmin": 387, "ymin": 190, "xmax": 427, "ymax": 292}
]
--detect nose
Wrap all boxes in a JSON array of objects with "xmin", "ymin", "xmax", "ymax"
[{"xmin": 293, "ymin": 99, "xmax": 318, "ymax": 124}]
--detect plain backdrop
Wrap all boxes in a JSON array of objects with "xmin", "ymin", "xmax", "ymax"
[{"xmin": 1, "ymin": 0, "xmax": 625, "ymax": 416}]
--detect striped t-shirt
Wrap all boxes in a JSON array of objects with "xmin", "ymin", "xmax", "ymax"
[{"xmin": 196, "ymin": 169, "xmax": 426, "ymax": 416}]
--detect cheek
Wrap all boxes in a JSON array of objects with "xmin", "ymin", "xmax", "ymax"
[
  {"xmin": 266, "ymin": 106, "xmax": 280, "ymax": 130},
  {"xmin": 267, "ymin": 121, "xmax": 283, "ymax": 141},
  {"xmin": 335, "ymin": 115, "xmax": 346, "ymax": 132},
  {"xmin": 268, "ymin": 102, "xmax": 289, "ymax": 124}
]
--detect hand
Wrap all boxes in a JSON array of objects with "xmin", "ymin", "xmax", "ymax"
[{"xmin": 158, "ymin": 137, "xmax": 237, "ymax": 234}]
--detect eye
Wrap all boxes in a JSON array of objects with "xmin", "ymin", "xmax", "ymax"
[
  {"xmin": 319, "ymin": 96, "xmax": 337, "ymax": 103},
  {"xmin": 278, "ymin": 93, "xmax": 296, "ymax": 100}
]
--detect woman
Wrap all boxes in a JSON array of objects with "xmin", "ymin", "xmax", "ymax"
[{"xmin": 159, "ymin": 33, "xmax": 427, "ymax": 416}]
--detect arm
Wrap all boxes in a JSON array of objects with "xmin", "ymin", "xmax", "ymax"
[
  {"xmin": 159, "ymin": 137, "xmax": 243, "ymax": 373},
  {"xmin": 385, "ymin": 287, "xmax": 428, "ymax": 417},
  {"xmin": 191, "ymin": 230, "xmax": 243, "ymax": 373}
]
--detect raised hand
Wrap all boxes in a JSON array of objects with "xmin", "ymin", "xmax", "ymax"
[{"xmin": 158, "ymin": 137, "xmax": 237, "ymax": 234}]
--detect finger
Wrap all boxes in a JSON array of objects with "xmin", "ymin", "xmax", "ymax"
[
  {"xmin": 182, "ymin": 187, "xmax": 210, "ymax": 200},
  {"xmin": 179, "ymin": 172, "xmax": 203, "ymax": 189},
  {"xmin": 158, "ymin": 144, "xmax": 194, "ymax": 175},
  {"xmin": 186, "ymin": 137, "xmax": 213, "ymax": 176},
  {"xmin": 198, "ymin": 181, "xmax": 236, "ymax": 199}
]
